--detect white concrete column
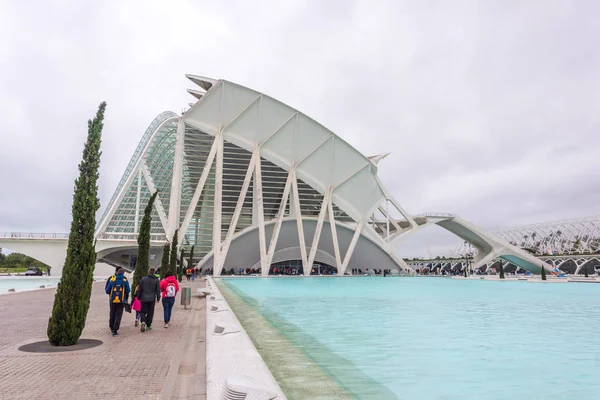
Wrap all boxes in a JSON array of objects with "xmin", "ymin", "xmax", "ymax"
[
  {"xmin": 167, "ymin": 118, "xmax": 185, "ymax": 239},
  {"xmin": 212, "ymin": 134, "xmax": 224, "ymax": 276},
  {"xmin": 135, "ymin": 169, "xmax": 142, "ymax": 233}
]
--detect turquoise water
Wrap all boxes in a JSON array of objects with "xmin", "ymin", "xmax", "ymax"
[
  {"xmin": 223, "ymin": 277, "xmax": 600, "ymax": 399},
  {"xmin": 0, "ymin": 277, "xmax": 61, "ymax": 293}
]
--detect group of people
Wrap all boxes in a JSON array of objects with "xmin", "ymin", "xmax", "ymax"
[
  {"xmin": 184, "ymin": 267, "xmax": 200, "ymax": 281},
  {"xmin": 105, "ymin": 267, "xmax": 180, "ymax": 336}
]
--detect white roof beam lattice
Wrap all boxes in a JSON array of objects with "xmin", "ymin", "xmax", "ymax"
[{"xmin": 96, "ymin": 116, "xmax": 179, "ymax": 237}]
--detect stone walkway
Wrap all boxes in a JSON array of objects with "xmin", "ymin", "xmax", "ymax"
[{"xmin": 0, "ymin": 278, "xmax": 206, "ymax": 399}]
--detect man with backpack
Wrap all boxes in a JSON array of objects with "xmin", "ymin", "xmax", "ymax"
[
  {"xmin": 159, "ymin": 272, "xmax": 180, "ymax": 328},
  {"xmin": 137, "ymin": 267, "xmax": 161, "ymax": 332},
  {"xmin": 105, "ymin": 268, "xmax": 130, "ymax": 336}
]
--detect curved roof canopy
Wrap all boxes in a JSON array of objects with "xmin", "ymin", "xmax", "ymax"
[{"xmin": 182, "ymin": 76, "xmax": 386, "ymax": 223}]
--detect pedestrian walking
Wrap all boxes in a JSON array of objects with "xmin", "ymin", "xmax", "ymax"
[
  {"xmin": 105, "ymin": 268, "xmax": 130, "ymax": 336},
  {"xmin": 186, "ymin": 268, "xmax": 192, "ymax": 281},
  {"xmin": 159, "ymin": 272, "xmax": 179, "ymax": 328},
  {"xmin": 137, "ymin": 267, "xmax": 161, "ymax": 332},
  {"xmin": 132, "ymin": 284, "xmax": 141, "ymax": 327}
]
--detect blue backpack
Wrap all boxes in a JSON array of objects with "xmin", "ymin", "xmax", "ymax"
[{"xmin": 110, "ymin": 278, "xmax": 125, "ymax": 304}]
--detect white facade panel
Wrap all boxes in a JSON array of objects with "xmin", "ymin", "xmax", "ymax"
[{"xmin": 333, "ymin": 165, "xmax": 385, "ymax": 221}]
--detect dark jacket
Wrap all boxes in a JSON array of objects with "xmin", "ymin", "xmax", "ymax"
[
  {"xmin": 105, "ymin": 274, "xmax": 130, "ymax": 303},
  {"xmin": 137, "ymin": 274, "xmax": 160, "ymax": 302}
]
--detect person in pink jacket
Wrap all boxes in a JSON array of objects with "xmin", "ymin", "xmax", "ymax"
[{"xmin": 159, "ymin": 272, "xmax": 180, "ymax": 328}]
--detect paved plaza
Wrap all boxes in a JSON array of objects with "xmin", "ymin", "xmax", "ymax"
[{"xmin": 0, "ymin": 279, "xmax": 206, "ymax": 399}]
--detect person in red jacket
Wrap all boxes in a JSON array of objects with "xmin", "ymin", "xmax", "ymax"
[{"xmin": 159, "ymin": 272, "xmax": 180, "ymax": 328}]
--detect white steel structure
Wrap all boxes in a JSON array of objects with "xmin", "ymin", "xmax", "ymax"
[
  {"xmin": 96, "ymin": 75, "xmax": 416, "ymax": 276},
  {"xmin": 0, "ymin": 74, "xmax": 555, "ymax": 276},
  {"xmin": 493, "ymin": 215, "xmax": 600, "ymax": 255}
]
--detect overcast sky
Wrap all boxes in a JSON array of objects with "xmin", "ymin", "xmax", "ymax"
[{"xmin": 0, "ymin": 0, "xmax": 598, "ymax": 257}]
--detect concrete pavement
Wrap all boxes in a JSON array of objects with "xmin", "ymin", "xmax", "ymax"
[{"xmin": 0, "ymin": 278, "xmax": 206, "ymax": 399}]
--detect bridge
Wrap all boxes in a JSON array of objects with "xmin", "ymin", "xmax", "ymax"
[
  {"xmin": 393, "ymin": 213, "xmax": 552, "ymax": 274},
  {"xmin": 411, "ymin": 215, "xmax": 600, "ymax": 275},
  {"xmin": 0, "ymin": 232, "xmax": 168, "ymax": 273}
]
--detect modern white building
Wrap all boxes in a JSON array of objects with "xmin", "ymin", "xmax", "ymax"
[{"xmin": 0, "ymin": 75, "xmax": 552, "ymax": 276}]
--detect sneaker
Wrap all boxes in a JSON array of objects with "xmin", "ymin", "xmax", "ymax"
[
  {"xmin": 112, "ymin": 331, "xmax": 118, "ymax": 337},
  {"xmin": 135, "ymin": 320, "xmax": 139, "ymax": 327},
  {"xmin": 164, "ymin": 323, "xmax": 169, "ymax": 328},
  {"xmin": 147, "ymin": 326, "xmax": 152, "ymax": 331},
  {"xmin": 141, "ymin": 322, "xmax": 146, "ymax": 333}
]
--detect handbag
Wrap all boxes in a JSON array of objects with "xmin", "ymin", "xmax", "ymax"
[
  {"xmin": 124, "ymin": 302, "xmax": 132, "ymax": 313},
  {"xmin": 132, "ymin": 297, "xmax": 142, "ymax": 312}
]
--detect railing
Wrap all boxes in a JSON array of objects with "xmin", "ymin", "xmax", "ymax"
[
  {"xmin": 1, "ymin": 232, "xmax": 167, "ymax": 242},
  {"xmin": 96, "ymin": 232, "xmax": 167, "ymax": 242},
  {"xmin": 414, "ymin": 212, "xmax": 457, "ymax": 218},
  {"xmin": 0, "ymin": 232, "xmax": 69, "ymax": 239}
]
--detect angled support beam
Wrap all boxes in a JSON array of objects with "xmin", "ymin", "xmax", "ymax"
[
  {"xmin": 167, "ymin": 118, "xmax": 185, "ymax": 239},
  {"xmin": 135, "ymin": 169, "xmax": 142, "ymax": 233},
  {"xmin": 259, "ymin": 112, "xmax": 298, "ymax": 146},
  {"xmin": 291, "ymin": 172, "xmax": 310, "ymax": 275},
  {"xmin": 212, "ymin": 134, "xmax": 224, "ymax": 275},
  {"xmin": 340, "ymin": 217, "xmax": 365, "ymax": 275},
  {"xmin": 141, "ymin": 162, "xmax": 169, "ymax": 234},
  {"xmin": 179, "ymin": 134, "xmax": 219, "ymax": 244},
  {"xmin": 328, "ymin": 198, "xmax": 342, "ymax": 271},
  {"xmin": 264, "ymin": 170, "xmax": 294, "ymax": 274},
  {"xmin": 307, "ymin": 192, "xmax": 330, "ymax": 271},
  {"xmin": 215, "ymin": 152, "xmax": 258, "ymax": 276},
  {"xmin": 254, "ymin": 150, "xmax": 268, "ymax": 274},
  {"xmin": 220, "ymin": 94, "xmax": 262, "ymax": 133}
]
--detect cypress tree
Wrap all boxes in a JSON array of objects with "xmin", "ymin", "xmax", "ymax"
[
  {"xmin": 47, "ymin": 102, "xmax": 106, "ymax": 346},
  {"xmin": 541, "ymin": 265, "xmax": 547, "ymax": 281},
  {"xmin": 585, "ymin": 267, "xmax": 589, "ymax": 278},
  {"xmin": 160, "ymin": 243, "xmax": 170, "ymax": 278},
  {"xmin": 178, "ymin": 248, "xmax": 184, "ymax": 282},
  {"xmin": 169, "ymin": 229, "xmax": 178, "ymax": 275},
  {"xmin": 132, "ymin": 191, "xmax": 158, "ymax": 292},
  {"xmin": 463, "ymin": 265, "xmax": 468, "ymax": 278},
  {"xmin": 187, "ymin": 245, "xmax": 195, "ymax": 277},
  {"xmin": 499, "ymin": 262, "xmax": 505, "ymax": 279}
]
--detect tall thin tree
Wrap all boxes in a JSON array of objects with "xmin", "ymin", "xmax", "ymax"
[
  {"xmin": 132, "ymin": 191, "xmax": 158, "ymax": 292},
  {"xmin": 541, "ymin": 264, "xmax": 547, "ymax": 281},
  {"xmin": 160, "ymin": 243, "xmax": 170, "ymax": 278},
  {"xmin": 188, "ymin": 245, "xmax": 195, "ymax": 278},
  {"xmin": 178, "ymin": 248, "xmax": 184, "ymax": 283},
  {"xmin": 499, "ymin": 262, "xmax": 505, "ymax": 279},
  {"xmin": 169, "ymin": 229, "xmax": 178, "ymax": 275},
  {"xmin": 47, "ymin": 102, "xmax": 106, "ymax": 346}
]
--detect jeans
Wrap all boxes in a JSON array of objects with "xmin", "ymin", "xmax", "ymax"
[
  {"xmin": 135, "ymin": 311, "xmax": 140, "ymax": 320},
  {"xmin": 109, "ymin": 303, "xmax": 125, "ymax": 333},
  {"xmin": 140, "ymin": 301, "xmax": 156, "ymax": 327},
  {"xmin": 162, "ymin": 297, "xmax": 175, "ymax": 323}
]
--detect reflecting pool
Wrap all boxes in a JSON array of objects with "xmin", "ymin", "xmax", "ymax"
[{"xmin": 221, "ymin": 277, "xmax": 600, "ymax": 399}]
